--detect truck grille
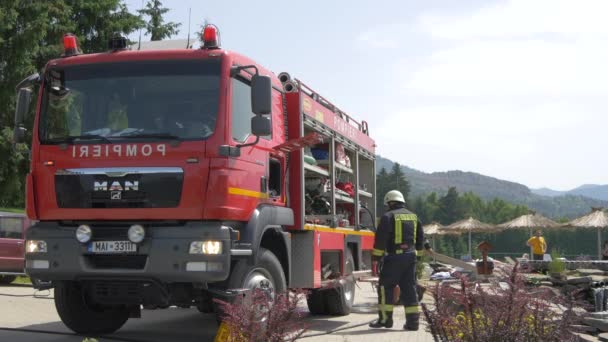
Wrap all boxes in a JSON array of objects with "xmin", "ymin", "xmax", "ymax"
[
  {"xmin": 55, "ymin": 168, "xmax": 183, "ymax": 208},
  {"xmin": 85, "ymin": 255, "xmax": 147, "ymax": 269}
]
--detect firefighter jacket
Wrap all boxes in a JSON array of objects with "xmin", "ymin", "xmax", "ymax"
[{"xmin": 372, "ymin": 204, "xmax": 424, "ymax": 258}]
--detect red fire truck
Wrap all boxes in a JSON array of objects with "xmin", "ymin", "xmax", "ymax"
[{"xmin": 13, "ymin": 25, "xmax": 377, "ymax": 334}]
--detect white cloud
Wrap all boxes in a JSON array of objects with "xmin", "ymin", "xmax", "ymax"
[
  {"xmin": 356, "ymin": 26, "xmax": 402, "ymax": 49},
  {"xmin": 419, "ymin": 0, "xmax": 608, "ymax": 40},
  {"xmin": 372, "ymin": 0, "xmax": 608, "ymax": 189},
  {"xmin": 402, "ymin": 38, "xmax": 608, "ymax": 97}
]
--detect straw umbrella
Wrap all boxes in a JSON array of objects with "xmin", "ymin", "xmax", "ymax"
[
  {"xmin": 424, "ymin": 221, "xmax": 461, "ymax": 260},
  {"xmin": 498, "ymin": 212, "xmax": 561, "ymax": 258},
  {"xmin": 565, "ymin": 208, "xmax": 608, "ymax": 260},
  {"xmin": 441, "ymin": 217, "xmax": 498, "ymax": 259}
]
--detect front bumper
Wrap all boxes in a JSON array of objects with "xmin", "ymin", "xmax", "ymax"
[{"xmin": 25, "ymin": 221, "xmax": 232, "ymax": 283}]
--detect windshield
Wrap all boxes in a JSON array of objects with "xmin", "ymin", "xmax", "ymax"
[{"xmin": 39, "ymin": 59, "xmax": 220, "ymax": 143}]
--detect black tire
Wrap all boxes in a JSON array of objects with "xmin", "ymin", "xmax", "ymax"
[
  {"xmin": 54, "ymin": 281, "xmax": 130, "ymax": 334},
  {"xmin": 215, "ymin": 248, "xmax": 286, "ymax": 323},
  {"xmin": 306, "ymin": 289, "xmax": 326, "ymax": 315},
  {"xmin": 0, "ymin": 276, "xmax": 16, "ymax": 284},
  {"xmin": 227, "ymin": 248, "xmax": 287, "ymax": 293},
  {"xmin": 325, "ymin": 249, "xmax": 355, "ymax": 316}
]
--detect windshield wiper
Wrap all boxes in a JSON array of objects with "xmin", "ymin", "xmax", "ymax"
[
  {"xmin": 50, "ymin": 134, "xmax": 113, "ymax": 144},
  {"xmin": 119, "ymin": 133, "xmax": 180, "ymax": 140}
]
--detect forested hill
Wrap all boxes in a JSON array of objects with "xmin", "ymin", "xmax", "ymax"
[
  {"xmin": 532, "ymin": 184, "xmax": 608, "ymax": 202},
  {"xmin": 376, "ymin": 155, "xmax": 608, "ymax": 219}
]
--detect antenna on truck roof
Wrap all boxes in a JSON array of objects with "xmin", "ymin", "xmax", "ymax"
[{"xmin": 186, "ymin": 8, "xmax": 191, "ymax": 48}]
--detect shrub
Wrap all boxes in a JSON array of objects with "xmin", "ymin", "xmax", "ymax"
[
  {"xmin": 422, "ymin": 264, "xmax": 584, "ymax": 342},
  {"xmin": 215, "ymin": 288, "xmax": 308, "ymax": 342},
  {"xmin": 548, "ymin": 249, "xmax": 566, "ymax": 275}
]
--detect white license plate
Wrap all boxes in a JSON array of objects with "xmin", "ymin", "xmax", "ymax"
[{"xmin": 88, "ymin": 241, "xmax": 137, "ymax": 253}]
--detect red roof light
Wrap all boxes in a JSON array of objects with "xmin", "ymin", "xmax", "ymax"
[
  {"xmin": 62, "ymin": 33, "xmax": 80, "ymax": 57},
  {"xmin": 202, "ymin": 24, "xmax": 220, "ymax": 49}
]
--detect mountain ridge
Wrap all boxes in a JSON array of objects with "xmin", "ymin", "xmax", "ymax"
[{"xmin": 377, "ymin": 155, "xmax": 607, "ymax": 219}]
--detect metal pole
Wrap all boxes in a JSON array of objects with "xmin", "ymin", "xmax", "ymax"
[
  {"xmin": 468, "ymin": 230, "xmax": 472, "ymax": 260},
  {"xmin": 529, "ymin": 227, "xmax": 533, "ymax": 259},
  {"xmin": 598, "ymin": 227, "xmax": 602, "ymax": 260}
]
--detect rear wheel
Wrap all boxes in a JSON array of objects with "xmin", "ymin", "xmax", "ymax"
[
  {"xmin": 307, "ymin": 249, "xmax": 356, "ymax": 316},
  {"xmin": 306, "ymin": 289, "xmax": 326, "ymax": 314},
  {"xmin": 54, "ymin": 281, "xmax": 130, "ymax": 334},
  {"xmin": 325, "ymin": 248, "xmax": 355, "ymax": 315},
  {"xmin": 0, "ymin": 276, "xmax": 16, "ymax": 284}
]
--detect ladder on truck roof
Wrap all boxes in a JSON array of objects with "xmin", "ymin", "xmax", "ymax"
[{"xmin": 296, "ymin": 80, "xmax": 370, "ymax": 136}]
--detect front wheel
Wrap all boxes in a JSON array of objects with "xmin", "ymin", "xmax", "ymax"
[
  {"xmin": 54, "ymin": 281, "xmax": 130, "ymax": 334},
  {"xmin": 227, "ymin": 248, "xmax": 287, "ymax": 294}
]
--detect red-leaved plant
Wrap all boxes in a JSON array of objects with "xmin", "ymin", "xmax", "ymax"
[
  {"xmin": 422, "ymin": 263, "xmax": 587, "ymax": 342},
  {"xmin": 215, "ymin": 288, "xmax": 308, "ymax": 342}
]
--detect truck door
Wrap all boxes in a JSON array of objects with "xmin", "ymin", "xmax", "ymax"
[{"xmin": 227, "ymin": 76, "xmax": 272, "ymax": 206}]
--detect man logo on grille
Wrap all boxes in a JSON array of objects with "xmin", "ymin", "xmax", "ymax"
[{"xmin": 111, "ymin": 191, "xmax": 122, "ymax": 200}]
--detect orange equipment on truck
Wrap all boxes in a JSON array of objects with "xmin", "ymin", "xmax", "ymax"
[{"xmin": 13, "ymin": 25, "xmax": 377, "ymax": 335}]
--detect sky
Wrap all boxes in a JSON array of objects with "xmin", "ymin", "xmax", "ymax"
[{"xmin": 125, "ymin": 0, "xmax": 607, "ymax": 191}]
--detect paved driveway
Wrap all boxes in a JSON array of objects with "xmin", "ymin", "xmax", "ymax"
[{"xmin": 0, "ymin": 282, "xmax": 435, "ymax": 342}]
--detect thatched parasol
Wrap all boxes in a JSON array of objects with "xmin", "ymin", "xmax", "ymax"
[
  {"xmin": 423, "ymin": 222, "xmax": 444, "ymax": 236},
  {"xmin": 565, "ymin": 208, "xmax": 608, "ymax": 259},
  {"xmin": 498, "ymin": 212, "xmax": 561, "ymax": 257},
  {"xmin": 442, "ymin": 217, "xmax": 499, "ymax": 258}
]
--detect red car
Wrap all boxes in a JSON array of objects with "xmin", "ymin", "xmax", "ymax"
[{"xmin": 0, "ymin": 212, "xmax": 30, "ymax": 284}]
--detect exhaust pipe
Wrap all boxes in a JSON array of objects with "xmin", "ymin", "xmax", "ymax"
[
  {"xmin": 278, "ymin": 72, "xmax": 291, "ymax": 84},
  {"xmin": 283, "ymin": 81, "xmax": 297, "ymax": 93}
]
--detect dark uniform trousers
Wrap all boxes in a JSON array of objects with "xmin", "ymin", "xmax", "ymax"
[
  {"xmin": 377, "ymin": 252, "xmax": 419, "ymax": 320},
  {"xmin": 372, "ymin": 210, "xmax": 422, "ymax": 328}
]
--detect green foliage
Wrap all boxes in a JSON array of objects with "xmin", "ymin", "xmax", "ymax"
[
  {"xmin": 548, "ymin": 249, "xmax": 566, "ymax": 275},
  {"xmin": 376, "ymin": 163, "xmax": 410, "ymax": 213},
  {"xmin": 0, "ymin": 1, "xmax": 143, "ymax": 208},
  {"xmin": 138, "ymin": 0, "xmax": 180, "ymax": 41}
]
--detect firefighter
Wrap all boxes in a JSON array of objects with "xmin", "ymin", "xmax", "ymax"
[{"xmin": 369, "ymin": 190, "xmax": 426, "ymax": 331}]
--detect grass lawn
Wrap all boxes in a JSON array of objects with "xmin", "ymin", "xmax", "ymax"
[
  {"xmin": 13, "ymin": 276, "xmax": 32, "ymax": 285},
  {"xmin": 0, "ymin": 207, "xmax": 25, "ymax": 214}
]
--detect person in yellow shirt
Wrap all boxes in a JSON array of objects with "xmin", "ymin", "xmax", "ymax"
[{"xmin": 527, "ymin": 230, "xmax": 547, "ymax": 261}]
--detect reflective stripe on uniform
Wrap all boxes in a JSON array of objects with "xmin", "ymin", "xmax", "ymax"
[
  {"xmin": 372, "ymin": 248, "xmax": 384, "ymax": 257},
  {"xmin": 380, "ymin": 287, "xmax": 386, "ymax": 322},
  {"xmin": 379, "ymin": 304, "xmax": 394, "ymax": 312},
  {"xmin": 405, "ymin": 305, "xmax": 420, "ymax": 314},
  {"xmin": 395, "ymin": 218, "xmax": 403, "ymax": 244},
  {"xmin": 393, "ymin": 213, "xmax": 418, "ymax": 246}
]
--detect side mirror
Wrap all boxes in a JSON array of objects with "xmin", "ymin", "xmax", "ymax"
[
  {"xmin": 13, "ymin": 127, "xmax": 27, "ymax": 144},
  {"xmin": 14, "ymin": 88, "xmax": 32, "ymax": 126},
  {"xmin": 13, "ymin": 88, "xmax": 32, "ymax": 144},
  {"xmin": 251, "ymin": 75, "xmax": 271, "ymax": 115},
  {"xmin": 251, "ymin": 115, "xmax": 271, "ymax": 137}
]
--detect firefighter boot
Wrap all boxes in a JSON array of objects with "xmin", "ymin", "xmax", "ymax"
[
  {"xmin": 404, "ymin": 313, "xmax": 420, "ymax": 331},
  {"xmin": 369, "ymin": 311, "xmax": 393, "ymax": 328}
]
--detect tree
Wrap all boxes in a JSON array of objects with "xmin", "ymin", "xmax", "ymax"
[
  {"xmin": 389, "ymin": 163, "xmax": 410, "ymax": 203},
  {"xmin": 0, "ymin": 1, "xmax": 143, "ymax": 208},
  {"xmin": 437, "ymin": 187, "xmax": 465, "ymax": 225},
  {"xmin": 376, "ymin": 167, "xmax": 390, "ymax": 212},
  {"xmin": 138, "ymin": 0, "xmax": 180, "ymax": 41}
]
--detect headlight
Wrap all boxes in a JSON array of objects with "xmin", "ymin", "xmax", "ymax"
[
  {"xmin": 128, "ymin": 224, "xmax": 145, "ymax": 243},
  {"xmin": 189, "ymin": 240, "xmax": 223, "ymax": 255},
  {"xmin": 26, "ymin": 240, "xmax": 47, "ymax": 253},
  {"xmin": 75, "ymin": 225, "xmax": 92, "ymax": 243}
]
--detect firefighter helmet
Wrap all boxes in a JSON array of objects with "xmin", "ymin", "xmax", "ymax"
[{"xmin": 384, "ymin": 190, "xmax": 405, "ymax": 205}]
